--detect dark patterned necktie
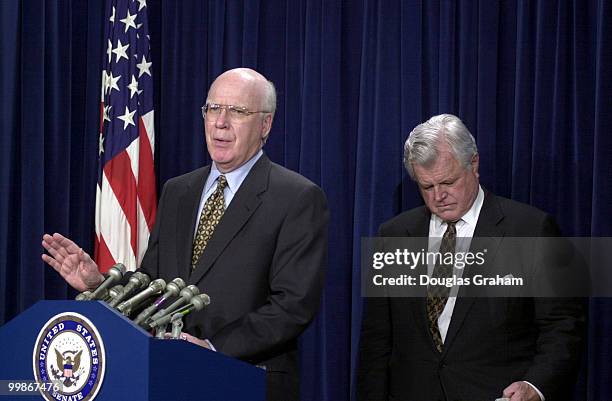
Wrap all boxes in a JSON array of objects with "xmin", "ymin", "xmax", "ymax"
[
  {"xmin": 191, "ymin": 175, "xmax": 227, "ymax": 269},
  {"xmin": 426, "ymin": 221, "xmax": 457, "ymax": 352}
]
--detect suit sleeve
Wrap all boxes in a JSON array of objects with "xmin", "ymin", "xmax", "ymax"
[
  {"xmin": 357, "ymin": 296, "xmax": 391, "ymax": 400},
  {"xmin": 522, "ymin": 215, "xmax": 587, "ymax": 399},
  {"xmin": 209, "ymin": 184, "xmax": 329, "ymax": 360},
  {"xmin": 357, "ymin": 224, "xmax": 394, "ymax": 401}
]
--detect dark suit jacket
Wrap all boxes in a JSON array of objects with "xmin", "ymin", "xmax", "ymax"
[
  {"xmin": 357, "ymin": 191, "xmax": 585, "ymax": 401},
  {"xmin": 139, "ymin": 154, "xmax": 329, "ymax": 400}
]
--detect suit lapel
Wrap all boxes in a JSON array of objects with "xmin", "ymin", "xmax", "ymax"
[
  {"xmin": 188, "ymin": 155, "xmax": 270, "ymax": 285},
  {"xmin": 177, "ymin": 166, "xmax": 210, "ymax": 280},
  {"xmin": 442, "ymin": 191, "xmax": 505, "ymax": 353}
]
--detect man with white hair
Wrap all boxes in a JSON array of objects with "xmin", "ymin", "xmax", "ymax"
[
  {"xmin": 358, "ymin": 114, "xmax": 584, "ymax": 401},
  {"xmin": 43, "ymin": 68, "xmax": 329, "ymax": 401}
]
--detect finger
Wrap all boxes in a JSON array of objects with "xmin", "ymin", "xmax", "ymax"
[
  {"xmin": 52, "ymin": 232, "xmax": 67, "ymax": 241},
  {"xmin": 56, "ymin": 242, "xmax": 73, "ymax": 259},
  {"xmin": 41, "ymin": 238, "xmax": 53, "ymax": 252},
  {"xmin": 42, "ymin": 236, "xmax": 56, "ymax": 250},
  {"xmin": 47, "ymin": 237, "xmax": 71, "ymax": 259},
  {"xmin": 41, "ymin": 241, "xmax": 65, "ymax": 264},
  {"xmin": 41, "ymin": 238, "xmax": 55, "ymax": 254},
  {"xmin": 55, "ymin": 233, "xmax": 80, "ymax": 253},
  {"xmin": 50, "ymin": 233, "xmax": 77, "ymax": 258},
  {"xmin": 79, "ymin": 248, "xmax": 93, "ymax": 264},
  {"xmin": 41, "ymin": 254, "xmax": 62, "ymax": 272}
]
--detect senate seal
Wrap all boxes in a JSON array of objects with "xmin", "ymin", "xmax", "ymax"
[{"xmin": 33, "ymin": 312, "xmax": 106, "ymax": 401}]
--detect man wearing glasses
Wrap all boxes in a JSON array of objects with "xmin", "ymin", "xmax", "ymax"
[{"xmin": 42, "ymin": 68, "xmax": 329, "ymax": 401}]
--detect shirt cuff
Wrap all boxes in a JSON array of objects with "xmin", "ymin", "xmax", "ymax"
[
  {"xmin": 204, "ymin": 339, "xmax": 216, "ymax": 351},
  {"xmin": 523, "ymin": 381, "xmax": 544, "ymax": 401}
]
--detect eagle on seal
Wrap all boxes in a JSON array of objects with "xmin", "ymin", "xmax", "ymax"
[{"xmin": 53, "ymin": 349, "xmax": 83, "ymax": 386}]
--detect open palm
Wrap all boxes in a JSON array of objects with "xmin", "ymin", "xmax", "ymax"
[{"xmin": 41, "ymin": 233, "xmax": 104, "ymax": 292}]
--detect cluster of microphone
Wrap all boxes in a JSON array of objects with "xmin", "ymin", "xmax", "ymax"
[{"xmin": 76, "ymin": 263, "xmax": 210, "ymax": 338}]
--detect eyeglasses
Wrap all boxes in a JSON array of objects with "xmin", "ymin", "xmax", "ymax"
[{"xmin": 202, "ymin": 103, "xmax": 271, "ymax": 121}]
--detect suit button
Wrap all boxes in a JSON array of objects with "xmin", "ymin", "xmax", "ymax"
[{"xmin": 439, "ymin": 361, "xmax": 447, "ymax": 369}]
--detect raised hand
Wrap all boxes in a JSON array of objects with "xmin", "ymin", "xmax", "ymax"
[{"xmin": 41, "ymin": 233, "xmax": 104, "ymax": 292}]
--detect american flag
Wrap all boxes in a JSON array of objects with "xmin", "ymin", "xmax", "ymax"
[{"xmin": 95, "ymin": 0, "xmax": 156, "ymax": 273}]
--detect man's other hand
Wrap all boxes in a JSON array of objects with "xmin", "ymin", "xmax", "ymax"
[
  {"xmin": 164, "ymin": 332, "xmax": 213, "ymax": 350},
  {"xmin": 503, "ymin": 381, "xmax": 541, "ymax": 401}
]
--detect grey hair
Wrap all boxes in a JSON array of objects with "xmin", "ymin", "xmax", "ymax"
[
  {"xmin": 403, "ymin": 114, "xmax": 478, "ymax": 179},
  {"xmin": 262, "ymin": 79, "xmax": 277, "ymax": 115}
]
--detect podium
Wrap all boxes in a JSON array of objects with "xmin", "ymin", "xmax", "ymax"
[{"xmin": 0, "ymin": 301, "xmax": 265, "ymax": 400}]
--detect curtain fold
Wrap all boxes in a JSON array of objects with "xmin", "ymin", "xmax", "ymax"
[
  {"xmin": 1, "ymin": 0, "xmax": 104, "ymax": 321},
  {"xmin": 1, "ymin": 1, "xmax": 610, "ymax": 399}
]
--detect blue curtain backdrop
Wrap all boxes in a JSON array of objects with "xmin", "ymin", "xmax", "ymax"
[{"xmin": 1, "ymin": 1, "xmax": 611, "ymax": 400}]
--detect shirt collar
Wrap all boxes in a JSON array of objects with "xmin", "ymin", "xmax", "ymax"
[
  {"xmin": 205, "ymin": 149, "xmax": 263, "ymax": 195},
  {"xmin": 432, "ymin": 185, "xmax": 484, "ymax": 230}
]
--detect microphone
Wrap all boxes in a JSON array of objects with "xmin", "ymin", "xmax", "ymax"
[
  {"xmin": 76, "ymin": 263, "xmax": 126, "ymax": 301},
  {"xmin": 105, "ymin": 284, "xmax": 124, "ymax": 302},
  {"xmin": 144, "ymin": 285, "xmax": 200, "ymax": 328},
  {"xmin": 170, "ymin": 293, "xmax": 211, "ymax": 321},
  {"xmin": 133, "ymin": 278, "xmax": 186, "ymax": 326},
  {"xmin": 108, "ymin": 272, "xmax": 150, "ymax": 308},
  {"xmin": 84, "ymin": 283, "xmax": 125, "ymax": 303},
  {"xmin": 116, "ymin": 279, "xmax": 166, "ymax": 316},
  {"xmin": 168, "ymin": 294, "xmax": 211, "ymax": 339},
  {"xmin": 75, "ymin": 291, "xmax": 92, "ymax": 301},
  {"xmin": 149, "ymin": 293, "xmax": 211, "ymax": 329}
]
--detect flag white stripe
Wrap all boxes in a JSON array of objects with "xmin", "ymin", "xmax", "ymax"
[
  {"xmin": 136, "ymin": 200, "xmax": 150, "ymax": 266},
  {"xmin": 95, "ymin": 184, "xmax": 102, "ymax": 238},
  {"xmin": 125, "ymin": 137, "xmax": 140, "ymax": 181},
  {"xmin": 142, "ymin": 110, "xmax": 155, "ymax": 148},
  {"xmin": 98, "ymin": 171, "xmax": 137, "ymax": 271}
]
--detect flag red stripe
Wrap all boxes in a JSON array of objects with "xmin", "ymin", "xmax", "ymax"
[
  {"xmin": 99, "ymin": 102, "xmax": 104, "ymax": 133},
  {"xmin": 138, "ymin": 118, "xmax": 157, "ymax": 230},
  {"xmin": 103, "ymin": 151, "xmax": 138, "ymax": 255},
  {"xmin": 95, "ymin": 235, "xmax": 116, "ymax": 274}
]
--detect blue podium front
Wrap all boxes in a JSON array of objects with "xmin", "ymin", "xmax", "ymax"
[{"xmin": 0, "ymin": 301, "xmax": 265, "ymax": 401}]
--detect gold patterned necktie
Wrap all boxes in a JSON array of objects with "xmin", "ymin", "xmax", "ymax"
[
  {"xmin": 191, "ymin": 175, "xmax": 228, "ymax": 269},
  {"xmin": 426, "ymin": 221, "xmax": 457, "ymax": 352}
]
